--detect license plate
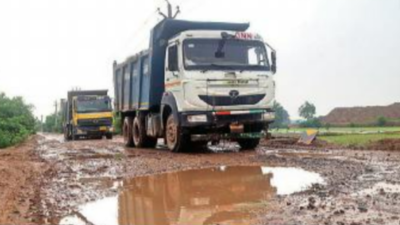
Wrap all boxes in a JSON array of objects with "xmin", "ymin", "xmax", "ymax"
[
  {"xmin": 230, "ymin": 124, "xmax": 244, "ymax": 133},
  {"xmin": 99, "ymin": 126, "xmax": 107, "ymax": 131}
]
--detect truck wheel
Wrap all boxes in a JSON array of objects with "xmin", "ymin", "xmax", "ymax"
[
  {"xmin": 64, "ymin": 127, "xmax": 70, "ymax": 141},
  {"xmin": 123, "ymin": 117, "xmax": 134, "ymax": 147},
  {"xmin": 133, "ymin": 116, "xmax": 157, "ymax": 148},
  {"xmin": 165, "ymin": 114, "xmax": 189, "ymax": 152},
  {"xmin": 237, "ymin": 138, "xmax": 260, "ymax": 151}
]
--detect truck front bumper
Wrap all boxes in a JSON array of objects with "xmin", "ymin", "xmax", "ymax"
[
  {"xmin": 178, "ymin": 109, "xmax": 274, "ymax": 141},
  {"xmin": 179, "ymin": 109, "xmax": 275, "ymax": 128},
  {"xmin": 74, "ymin": 126, "xmax": 113, "ymax": 136}
]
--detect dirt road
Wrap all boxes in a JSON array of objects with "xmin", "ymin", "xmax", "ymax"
[{"xmin": 1, "ymin": 134, "xmax": 400, "ymax": 225}]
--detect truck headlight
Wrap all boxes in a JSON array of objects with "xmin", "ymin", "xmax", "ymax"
[
  {"xmin": 187, "ymin": 115, "xmax": 208, "ymax": 123},
  {"xmin": 263, "ymin": 112, "xmax": 275, "ymax": 121}
]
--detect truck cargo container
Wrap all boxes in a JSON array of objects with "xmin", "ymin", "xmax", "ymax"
[
  {"xmin": 62, "ymin": 90, "xmax": 113, "ymax": 140},
  {"xmin": 113, "ymin": 19, "xmax": 276, "ymax": 152}
]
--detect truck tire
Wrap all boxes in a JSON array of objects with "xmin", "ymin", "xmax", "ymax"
[
  {"xmin": 64, "ymin": 127, "xmax": 71, "ymax": 141},
  {"xmin": 237, "ymin": 138, "xmax": 260, "ymax": 151},
  {"xmin": 132, "ymin": 116, "xmax": 157, "ymax": 148},
  {"xmin": 165, "ymin": 114, "xmax": 190, "ymax": 152},
  {"xmin": 123, "ymin": 117, "xmax": 134, "ymax": 147}
]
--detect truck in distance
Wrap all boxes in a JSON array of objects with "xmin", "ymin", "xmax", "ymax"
[
  {"xmin": 62, "ymin": 90, "xmax": 114, "ymax": 141},
  {"xmin": 113, "ymin": 19, "xmax": 277, "ymax": 152}
]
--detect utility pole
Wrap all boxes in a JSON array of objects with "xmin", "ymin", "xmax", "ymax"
[
  {"xmin": 158, "ymin": 0, "xmax": 180, "ymax": 19},
  {"xmin": 40, "ymin": 115, "xmax": 43, "ymax": 133},
  {"xmin": 54, "ymin": 100, "xmax": 58, "ymax": 132}
]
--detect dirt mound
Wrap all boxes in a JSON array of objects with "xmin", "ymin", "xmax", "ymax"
[
  {"xmin": 367, "ymin": 139, "xmax": 400, "ymax": 151},
  {"xmin": 321, "ymin": 103, "xmax": 400, "ymax": 125},
  {"xmin": 262, "ymin": 137, "xmax": 334, "ymax": 150}
]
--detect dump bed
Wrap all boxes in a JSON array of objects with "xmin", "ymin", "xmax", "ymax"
[{"xmin": 113, "ymin": 19, "xmax": 249, "ymax": 112}]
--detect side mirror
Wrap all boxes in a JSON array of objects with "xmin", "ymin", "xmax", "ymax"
[{"xmin": 271, "ymin": 51, "xmax": 277, "ymax": 74}]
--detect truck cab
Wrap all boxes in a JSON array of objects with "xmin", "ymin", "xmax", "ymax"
[
  {"xmin": 165, "ymin": 30, "xmax": 275, "ymax": 113},
  {"xmin": 63, "ymin": 90, "xmax": 114, "ymax": 141}
]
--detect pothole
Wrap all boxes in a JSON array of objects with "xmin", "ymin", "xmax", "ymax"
[{"xmin": 60, "ymin": 166, "xmax": 324, "ymax": 225}]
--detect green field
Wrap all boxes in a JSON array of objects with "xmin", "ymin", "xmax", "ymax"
[
  {"xmin": 272, "ymin": 127, "xmax": 400, "ymax": 134},
  {"xmin": 319, "ymin": 132, "xmax": 400, "ymax": 147}
]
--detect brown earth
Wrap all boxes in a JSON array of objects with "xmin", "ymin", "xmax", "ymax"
[
  {"xmin": 1, "ymin": 134, "xmax": 400, "ymax": 225},
  {"xmin": 0, "ymin": 136, "xmax": 50, "ymax": 224},
  {"xmin": 321, "ymin": 102, "xmax": 400, "ymax": 125}
]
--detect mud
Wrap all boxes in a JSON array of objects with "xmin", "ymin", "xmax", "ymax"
[
  {"xmin": 1, "ymin": 134, "xmax": 400, "ymax": 225},
  {"xmin": 0, "ymin": 136, "xmax": 49, "ymax": 225}
]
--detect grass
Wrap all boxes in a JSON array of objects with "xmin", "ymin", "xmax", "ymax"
[
  {"xmin": 272, "ymin": 127, "xmax": 400, "ymax": 135},
  {"xmin": 319, "ymin": 132, "xmax": 400, "ymax": 147}
]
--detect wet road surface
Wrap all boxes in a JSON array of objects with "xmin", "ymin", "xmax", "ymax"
[{"xmin": 25, "ymin": 134, "xmax": 400, "ymax": 224}]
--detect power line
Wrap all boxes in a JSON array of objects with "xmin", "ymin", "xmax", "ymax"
[
  {"xmin": 112, "ymin": 9, "xmax": 159, "ymax": 58},
  {"xmin": 180, "ymin": 0, "xmax": 208, "ymax": 16}
]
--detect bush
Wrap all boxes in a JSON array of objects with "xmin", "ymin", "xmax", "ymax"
[
  {"xmin": 299, "ymin": 118, "xmax": 322, "ymax": 128},
  {"xmin": 0, "ymin": 93, "xmax": 36, "ymax": 148},
  {"xmin": 270, "ymin": 101, "xmax": 290, "ymax": 129},
  {"xmin": 377, "ymin": 116, "xmax": 387, "ymax": 127},
  {"xmin": 43, "ymin": 113, "xmax": 63, "ymax": 133},
  {"xmin": 113, "ymin": 113, "xmax": 122, "ymax": 135}
]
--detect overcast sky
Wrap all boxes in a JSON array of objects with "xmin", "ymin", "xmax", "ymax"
[{"xmin": 0, "ymin": 0, "xmax": 399, "ymax": 119}]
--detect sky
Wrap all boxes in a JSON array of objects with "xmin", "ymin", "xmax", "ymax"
[{"xmin": 0, "ymin": 0, "xmax": 399, "ymax": 119}]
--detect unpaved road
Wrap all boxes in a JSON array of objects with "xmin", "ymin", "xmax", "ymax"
[{"xmin": 1, "ymin": 134, "xmax": 400, "ymax": 225}]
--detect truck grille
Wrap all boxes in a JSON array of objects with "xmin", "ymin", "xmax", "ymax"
[
  {"xmin": 77, "ymin": 118, "xmax": 112, "ymax": 127},
  {"xmin": 199, "ymin": 94, "xmax": 265, "ymax": 106}
]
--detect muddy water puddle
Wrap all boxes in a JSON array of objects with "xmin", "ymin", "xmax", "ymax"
[{"xmin": 60, "ymin": 166, "xmax": 324, "ymax": 225}]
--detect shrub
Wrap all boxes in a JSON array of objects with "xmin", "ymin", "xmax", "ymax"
[
  {"xmin": 0, "ymin": 93, "xmax": 36, "ymax": 148},
  {"xmin": 299, "ymin": 118, "xmax": 322, "ymax": 128},
  {"xmin": 113, "ymin": 113, "xmax": 122, "ymax": 135},
  {"xmin": 376, "ymin": 116, "xmax": 387, "ymax": 127}
]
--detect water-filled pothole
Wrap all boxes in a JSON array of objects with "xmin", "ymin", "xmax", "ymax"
[{"xmin": 60, "ymin": 166, "xmax": 324, "ymax": 225}]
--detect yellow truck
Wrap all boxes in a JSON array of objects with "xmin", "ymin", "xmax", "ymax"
[{"xmin": 62, "ymin": 90, "xmax": 113, "ymax": 141}]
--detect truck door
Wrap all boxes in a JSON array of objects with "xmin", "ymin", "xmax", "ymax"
[{"xmin": 165, "ymin": 44, "xmax": 180, "ymax": 92}]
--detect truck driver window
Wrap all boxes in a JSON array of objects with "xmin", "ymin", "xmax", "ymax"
[
  {"xmin": 248, "ymin": 47, "xmax": 267, "ymax": 66},
  {"xmin": 184, "ymin": 39, "xmax": 270, "ymax": 71},
  {"xmin": 168, "ymin": 45, "xmax": 178, "ymax": 71},
  {"xmin": 76, "ymin": 97, "xmax": 112, "ymax": 113}
]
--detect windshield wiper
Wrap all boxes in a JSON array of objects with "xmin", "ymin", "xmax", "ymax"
[{"xmin": 200, "ymin": 63, "xmax": 235, "ymax": 73}]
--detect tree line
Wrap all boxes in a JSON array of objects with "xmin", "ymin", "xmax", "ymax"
[{"xmin": 0, "ymin": 93, "xmax": 36, "ymax": 148}]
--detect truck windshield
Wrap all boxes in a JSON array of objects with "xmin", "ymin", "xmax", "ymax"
[
  {"xmin": 183, "ymin": 39, "xmax": 270, "ymax": 71},
  {"xmin": 76, "ymin": 98, "xmax": 112, "ymax": 113}
]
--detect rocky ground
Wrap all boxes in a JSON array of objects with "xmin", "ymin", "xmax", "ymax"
[{"xmin": 1, "ymin": 134, "xmax": 400, "ymax": 225}]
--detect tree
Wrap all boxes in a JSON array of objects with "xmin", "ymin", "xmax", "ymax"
[
  {"xmin": 299, "ymin": 118, "xmax": 322, "ymax": 128},
  {"xmin": 299, "ymin": 101, "xmax": 316, "ymax": 120},
  {"xmin": 325, "ymin": 123, "xmax": 332, "ymax": 131},
  {"xmin": 377, "ymin": 116, "xmax": 387, "ymax": 127},
  {"xmin": 43, "ymin": 112, "xmax": 62, "ymax": 133},
  {"xmin": 270, "ymin": 101, "xmax": 290, "ymax": 129},
  {"xmin": 0, "ymin": 93, "xmax": 36, "ymax": 148}
]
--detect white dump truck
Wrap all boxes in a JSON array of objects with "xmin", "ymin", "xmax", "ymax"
[{"xmin": 113, "ymin": 19, "xmax": 276, "ymax": 152}]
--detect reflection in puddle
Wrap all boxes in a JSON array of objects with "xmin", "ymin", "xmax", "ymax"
[{"xmin": 60, "ymin": 166, "xmax": 324, "ymax": 225}]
